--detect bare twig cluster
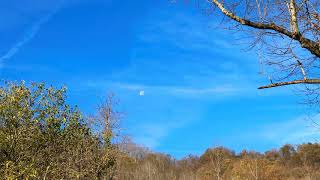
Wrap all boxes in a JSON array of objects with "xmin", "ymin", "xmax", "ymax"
[{"xmin": 203, "ymin": 0, "xmax": 320, "ymax": 90}]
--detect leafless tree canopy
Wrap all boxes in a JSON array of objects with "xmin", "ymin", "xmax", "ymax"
[{"xmin": 201, "ymin": 0, "xmax": 320, "ymax": 90}]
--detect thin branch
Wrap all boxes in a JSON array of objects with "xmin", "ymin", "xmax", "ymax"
[{"xmin": 289, "ymin": 48, "xmax": 308, "ymax": 80}]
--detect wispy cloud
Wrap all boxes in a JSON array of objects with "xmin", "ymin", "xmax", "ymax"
[
  {"xmin": 72, "ymin": 8, "xmax": 265, "ymax": 98},
  {"xmin": 132, "ymin": 121, "xmax": 186, "ymax": 149},
  {"xmin": 85, "ymin": 80, "xmax": 251, "ymax": 98},
  {"xmin": 240, "ymin": 114, "xmax": 320, "ymax": 147},
  {"xmin": 116, "ymin": 82, "xmax": 245, "ymax": 97},
  {"xmin": 0, "ymin": 3, "xmax": 62, "ymax": 68},
  {"xmin": 262, "ymin": 115, "xmax": 320, "ymax": 144}
]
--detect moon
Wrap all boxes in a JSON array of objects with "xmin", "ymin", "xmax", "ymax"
[{"xmin": 139, "ymin": 91, "xmax": 145, "ymax": 96}]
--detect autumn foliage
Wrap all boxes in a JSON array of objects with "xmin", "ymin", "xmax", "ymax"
[{"xmin": 0, "ymin": 82, "xmax": 320, "ymax": 179}]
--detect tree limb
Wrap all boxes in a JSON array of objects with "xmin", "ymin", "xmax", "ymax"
[
  {"xmin": 287, "ymin": 0, "xmax": 300, "ymax": 37},
  {"xmin": 258, "ymin": 79, "xmax": 320, "ymax": 89},
  {"xmin": 211, "ymin": 0, "xmax": 320, "ymax": 58},
  {"xmin": 211, "ymin": 0, "xmax": 292, "ymax": 36}
]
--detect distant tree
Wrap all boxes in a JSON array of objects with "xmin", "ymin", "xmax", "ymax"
[
  {"xmin": 232, "ymin": 151, "xmax": 287, "ymax": 180},
  {"xmin": 177, "ymin": 155, "xmax": 200, "ymax": 180},
  {"xmin": 297, "ymin": 143, "xmax": 320, "ymax": 178},
  {"xmin": 280, "ymin": 144, "xmax": 296, "ymax": 160},
  {"xmin": 298, "ymin": 143, "xmax": 320, "ymax": 167},
  {"xmin": 199, "ymin": 147, "xmax": 235, "ymax": 180},
  {"xmin": 279, "ymin": 144, "xmax": 298, "ymax": 167},
  {"xmin": 264, "ymin": 149, "xmax": 281, "ymax": 161},
  {"xmin": 117, "ymin": 136, "xmax": 150, "ymax": 159}
]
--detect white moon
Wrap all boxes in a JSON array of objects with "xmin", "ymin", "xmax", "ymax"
[{"xmin": 139, "ymin": 91, "xmax": 145, "ymax": 96}]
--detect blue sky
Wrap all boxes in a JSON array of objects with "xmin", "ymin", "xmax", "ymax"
[{"xmin": 1, "ymin": 0, "xmax": 319, "ymax": 158}]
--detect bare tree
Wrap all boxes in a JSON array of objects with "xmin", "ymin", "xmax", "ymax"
[{"xmin": 194, "ymin": 0, "xmax": 320, "ymax": 92}]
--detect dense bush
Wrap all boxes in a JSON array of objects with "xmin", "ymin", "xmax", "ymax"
[{"xmin": 0, "ymin": 82, "xmax": 116, "ymax": 179}]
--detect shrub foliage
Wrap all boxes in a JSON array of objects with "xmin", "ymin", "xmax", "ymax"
[{"xmin": 0, "ymin": 82, "xmax": 116, "ymax": 179}]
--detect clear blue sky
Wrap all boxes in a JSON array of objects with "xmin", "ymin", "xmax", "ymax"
[{"xmin": 1, "ymin": 0, "xmax": 319, "ymax": 158}]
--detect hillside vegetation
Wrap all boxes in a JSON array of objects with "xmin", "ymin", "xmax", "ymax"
[{"xmin": 0, "ymin": 82, "xmax": 320, "ymax": 179}]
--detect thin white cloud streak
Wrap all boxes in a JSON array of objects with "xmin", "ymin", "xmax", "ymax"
[
  {"xmin": 84, "ymin": 79, "xmax": 294, "ymax": 99},
  {"xmin": 0, "ymin": 3, "xmax": 62, "ymax": 67},
  {"xmin": 87, "ymin": 81, "xmax": 250, "ymax": 98},
  {"xmin": 247, "ymin": 114, "xmax": 320, "ymax": 145},
  {"xmin": 269, "ymin": 116, "xmax": 319, "ymax": 144},
  {"xmin": 132, "ymin": 121, "xmax": 186, "ymax": 149}
]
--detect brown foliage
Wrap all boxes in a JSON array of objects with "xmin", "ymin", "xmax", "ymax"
[
  {"xmin": 115, "ymin": 144, "xmax": 320, "ymax": 180},
  {"xmin": 1, "ymin": 82, "xmax": 320, "ymax": 179}
]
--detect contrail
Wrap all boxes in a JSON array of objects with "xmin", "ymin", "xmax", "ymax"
[{"xmin": 0, "ymin": 3, "xmax": 62, "ymax": 67}]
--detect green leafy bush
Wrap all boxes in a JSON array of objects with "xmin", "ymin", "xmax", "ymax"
[{"xmin": 0, "ymin": 82, "xmax": 116, "ymax": 179}]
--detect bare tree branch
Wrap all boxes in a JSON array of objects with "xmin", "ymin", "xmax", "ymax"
[
  {"xmin": 211, "ymin": 0, "xmax": 320, "ymax": 58},
  {"xmin": 258, "ymin": 79, "xmax": 320, "ymax": 89}
]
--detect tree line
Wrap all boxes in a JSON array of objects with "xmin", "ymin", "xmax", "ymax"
[
  {"xmin": 116, "ymin": 143, "xmax": 320, "ymax": 180},
  {"xmin": 0, "ymin": 81, "xmax": 320, "ymax": 179}
]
